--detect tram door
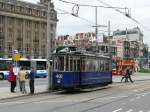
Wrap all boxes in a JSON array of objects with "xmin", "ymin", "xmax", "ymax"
[{"xmin": 69, "ymin": 56, "xmax": 81, "ymax": 86}]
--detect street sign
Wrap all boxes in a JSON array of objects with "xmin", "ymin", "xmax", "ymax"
[{"xmin": 12, "ymin": 53, "xmax": 20, "ymax": 61}]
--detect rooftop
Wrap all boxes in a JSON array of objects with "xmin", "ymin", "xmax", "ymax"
[{"xmin": 0, "ymin": 0, "xmax": 47, "ymax": 10}]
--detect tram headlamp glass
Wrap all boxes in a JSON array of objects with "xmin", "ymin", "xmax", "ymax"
[{"xmin": 57, "ymin": 80, "xmax": 61, "ymax": 83}]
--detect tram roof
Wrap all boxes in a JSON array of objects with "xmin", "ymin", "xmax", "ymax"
[{"xmin": 52, "ymin": 52, "xmax": 110, "ymax": 58}]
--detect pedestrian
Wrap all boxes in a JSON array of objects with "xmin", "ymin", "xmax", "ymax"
[
  {"xmin": 8, "ymin": 65, "xmax": 16, "ymax": 93},
  {"xmin": 126, "ymin": 66, "xmax": 134, "ymax": 83},
  {"xmin": 28, "ymin": 67, "xmax": 36, "ymax": 94},
  {"xmin": 18, "ymin": 67, "xmax": 27, "ymax": 94},
  {"xmin": 121, "ymin": 70, "xmax": 128, "ymax": 83}
]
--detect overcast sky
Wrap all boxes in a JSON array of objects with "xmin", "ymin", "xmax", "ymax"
[{"xmin": 23, "ymin": 0, "xmax": 150, "ymax": 44}]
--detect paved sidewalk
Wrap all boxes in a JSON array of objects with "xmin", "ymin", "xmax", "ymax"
[
  {"xmin": 0, "ymin": 85, "xmax": 48, "ymax": 100},
  {"xmin": 0, "ymin": 72, "xmax": 150, "ymax": 100}
]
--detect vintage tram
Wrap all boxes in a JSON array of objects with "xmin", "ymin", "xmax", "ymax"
[{"xmin": 51, "ymin": 48, "xmax": 112, "ymax": 90}]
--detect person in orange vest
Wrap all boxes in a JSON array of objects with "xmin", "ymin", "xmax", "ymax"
[{"xmin": 8, "ymin": 65, "xmax": 16, "ymax": 93}]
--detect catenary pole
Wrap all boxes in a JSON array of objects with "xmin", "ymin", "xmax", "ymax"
[
  {"xmin": 95, "ymin": 7, "xmax": 98, "ymax": 53},
  {"xmin": 47, "ymin": 0, "xmax": 52, "ymax": 90}
]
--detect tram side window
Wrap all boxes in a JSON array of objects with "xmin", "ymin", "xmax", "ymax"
[
  {"xmin": 100, "ymin": 60, "xmax": 104, "ymax": 71},
  {"xmin": 54, "ymin": 56, "xmax": 64, "ymax": 71},
  {"xmin": 99, "ymin": 60, "xmax": 102, "ymax": 71},
  {"xmin": 105, "ymin": 60, "xmax": 110, "ymax": 71},
  {"xmin": 54, "ymin": 56, "xmax": 58, "ymax": 71},
  {"xmin": 59, "ymin": 56, "xmax": 64, "ymax": 71},
  {"xmin": 81, "ymin": 59, "xmax": 86, "ymax": 72},
  {"xmin": 77, "ymin": 59, "xmax": 80, "ymax": 71},
  {"xmin": 94, "ymin": 60, "xmax": 99, "ymax": 71},
  {"xmin": 85, "ymin": 59, "xmax": 90, "ymax": 72},
  {"xmin": 73, "ymin": 59, "xmax": 77, "ymax": 71},
  {"xmin": 70, "ymin": 57, "xmax": 73, "ymax": 71},
  {"xmin": 65, "ymin": 56, "xmax": 69, "ymax": 71},
  {"xmin": 85, "ymin": 59, "xmax": 98, "ymax": 72}
]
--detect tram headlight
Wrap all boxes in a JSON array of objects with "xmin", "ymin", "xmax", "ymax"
[{"xmin": 57, "ymin": 79, "xmax": 61, "ymax": 84}]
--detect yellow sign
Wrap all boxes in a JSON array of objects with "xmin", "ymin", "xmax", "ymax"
[{"xmin": 12, "ymin": 53, "xmax": 20, "ymax": 61}]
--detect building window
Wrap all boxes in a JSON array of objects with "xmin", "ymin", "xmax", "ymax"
[
  {"xmin": 10, "ymin": 5, "xmax": 15, "ymax": 11},
  {"xmin": 17, "ymin": 30, "xmax": 23, "ymax": 41},
  {"xmin": 8, "ymin": 28, "xmax": 13, "ymax": 39},
  {"xmin": 26, "ymin": 21, "xmax": 31, "ymax": 28},
  {"xmin": 0, "ymin": 27, "xmax": 3, "ymax": 39},
  {"xmin": 8, "ymin": 42, "xmax": 12, "ymax": 52},
  {"xmin": 16, "ymin": 6, "xmax": 21, "ymax": 12},
  {"xmin": 6, "ymin": 4, "xmax": 11, "ymax": 11},
  {"xmin": 42, "ymin": 32, "xmax": 46, "ymax": 38},
  {"xmin": 0, "ymin": 3, "xmax": 5, "ymax": 9},
  {"xmin": 25, "ymin": 43, "xmax": 30, "ymax": 52},
  {"xmin": 26, "ymin": 31, "xmax": 30, "ymax": 42},
  {"xmin": 27, "ymin": 8, "xmax": 32, "ymax": 14},
  {"xmin": 8, "ymin": 17, "xmax": 13, "ymax": 27},
  {"xmin": 41, "ymin": 23, "xmax": 46, "ymax": 29},
  {"xmin": 34, "ymin": 22, "xmax": 39, "ymax": 29},
  {"xmin": 0, "ymin": 16, "xmax": 3, "ymax": 25},
  {"xmin": 0, "ymin": 40, "xmax": 3, "ymax": 51},
  {"xmin": 34, "ymin": 32, "xmax": 39, "ymax": 40},
  {"xmin": 43, "ymin": 11, "xmax": 46, "ymax": 17},
  {"xmin": 17, "ymin": 19, "xmax": 23, "ymax": 28}
]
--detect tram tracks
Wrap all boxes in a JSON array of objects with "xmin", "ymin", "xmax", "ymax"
[
  {"xmin": 1, "ymin": 80, "xmax": 150, "ymax": 111},
  {"xmin": 43, "ymin": 81, "xmax": 150, "ymax": 112}
]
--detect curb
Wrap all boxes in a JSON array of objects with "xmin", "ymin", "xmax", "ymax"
[{"xmin": 0, "ymin": 90, "xmax": 55, "ymax": 101}]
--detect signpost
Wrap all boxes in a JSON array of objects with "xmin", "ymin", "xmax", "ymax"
[{"xmin": 12, "ymin": 50, "xmax": 20, "ymax": 91}]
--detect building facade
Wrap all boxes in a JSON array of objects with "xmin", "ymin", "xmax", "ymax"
[
  {"xmin": 73, "ymin": 32, "xmax": 96, "ymax": 48},
  {"xmin": 113, "ymin": 27, "xmax": 148, "ymax": 69},
  {"xmin": 0, "ymin": 0, "xmax": 57, "ymax": 59},
  {"xmin": 113, "ymin": 27, "xmax": 144, "ymax": 60},
  {"xmin": 55, "ymin": 35, "xmax": 74, "ymax": 47}
]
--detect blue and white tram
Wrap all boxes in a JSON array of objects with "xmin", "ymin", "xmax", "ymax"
[{"xmin": 51, "ymin": 52, "xmax": 112, "ymax": 90}]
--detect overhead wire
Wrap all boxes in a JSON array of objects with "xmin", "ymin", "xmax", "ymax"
[
  {"xmin": 58, "ymin": 0, "xmax": 126, "ymax": 9},
  {"xmin": 96, "ymin": 0, "xmax": 150, "ymax": 32},
  {"xmin": 56, "ymin": 8, "xmax": 95, "ymax": 25}
]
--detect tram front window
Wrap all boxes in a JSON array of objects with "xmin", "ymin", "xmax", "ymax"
[{"xmin": 53, "ymin": 56, "xmax": 64, "ymax": 71}]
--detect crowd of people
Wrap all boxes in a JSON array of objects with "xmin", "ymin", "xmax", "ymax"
[{"xmin": 8, "ymin": 65, "xmax": 36, "ymax": 94}]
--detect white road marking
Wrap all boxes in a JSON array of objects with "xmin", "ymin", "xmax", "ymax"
[
  {"xmin": 126, "ymin": 109, "xmax": 133, "ymax": 112},
  {"xmin": 100, "ymin": 96, "xmax": 127, "ymax": 100},
  {"xmin": 130, "ymin": 99, "xmax": 134, "ymax": 102},
  {"xmin": 121, "ymin": 103, "xmax": 126, "ymax": 105},
  {"xmin": 138, "ymin": 111, "xmax": 143, "ymax": 112},
  {"xmin": 112, "ymin": 108, "xmax": 122, "ymax": 112},
  {"xmin": 0, "ymin": 102, "xmax": 25, "ymax": 105},
  {"xmin": 136, "ymin": 96, "xmax": 141, "ymax": 99}
]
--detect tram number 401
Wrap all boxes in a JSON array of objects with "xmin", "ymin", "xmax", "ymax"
[{"xmin": 56, "ymin": 74, "xmax": 63, "ymax": 79}]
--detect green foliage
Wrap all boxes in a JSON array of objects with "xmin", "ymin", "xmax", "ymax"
[{"xmin": 139, "ymin": 69, "xmax": 150, "ymax": 73}]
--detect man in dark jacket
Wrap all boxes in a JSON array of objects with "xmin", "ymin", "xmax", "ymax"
[
  {"xmin": 126, "ymin": 67, "xmax": 134, "ymax": 83},
  {"xmin": 28, "ymin": 67, "xmax": 36, "ymax": 94}
]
